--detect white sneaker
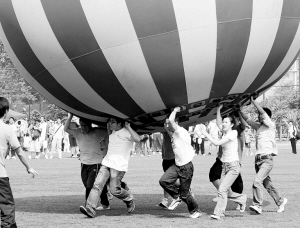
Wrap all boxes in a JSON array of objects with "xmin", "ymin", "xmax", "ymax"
[
  {"xmin": 277, "ymin": 198, "xmax": 288, "ymax": 213},
  {"xmin": 190, "ymin": 211, "xmax": 202, "ymax": 219},
  {"xmin": 211, "ymin": 214, "xmax": 223, "ymax": 220},
  {"xmin": 249, "ymin": 205, "xmax": 262, "ymax": 214},
  {"xmin": 168, "ymin": 198, "xmax": 182, "ymax": 210},
  {"xmin": 45, "ymin": 155, "xmax": 48, "ymax": 159},
  {"xmin": 28, "ymin": 156, "xmax": 31, "ymax": 159},
  {"xmin": 11, "ymin": 156, "xmax": 17, "ymax": 159},
  {"xmin": 95, "ymin": 205, "xmax": 110, "ymax": 210}
]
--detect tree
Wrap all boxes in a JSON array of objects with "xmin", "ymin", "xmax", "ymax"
[
  {"xmin": 0, "ymin": 39, "xmax": 37, "ymax": 107},
  {"xmin": 45, "ymin": 103, "xmax": 67, "ymax": 121}
]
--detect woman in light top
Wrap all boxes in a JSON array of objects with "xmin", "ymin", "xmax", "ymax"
[{"xmin": 195, "ymin": 109, "xmax": 247, "ymax": 220}]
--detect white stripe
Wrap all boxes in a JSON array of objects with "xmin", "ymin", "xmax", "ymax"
[
  {"xmin": 172, "ymin": 0, "xmax": 217, "ymax": 103},
  {"xmin": 11, "ymin": 0, "xmax": 127, "ymax": 119},
  {"xmin": 80, "ymin": 0, "xmax": 166, "ymax": 113},
  {"xmin": 0, "ymin": 23, "xmax": 103, "ymax": 121},
  {"xmin": 229, "ymin": 0, "xmax": 283, "ymax": 94},
  {"xmin": 259, "ymin": 21, "xmax": 300, "ymax": 90}
]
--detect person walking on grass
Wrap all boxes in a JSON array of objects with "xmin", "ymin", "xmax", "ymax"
[
  {"xmin": 64, "ymin": 113, "xmax": 110, "ymax": 212},
  {"xmin": 206, "ymin": 105, "xmax": 245, "ymax": 209},
  {"xmin": 159, "ymin": 107, "xmax": 201, "ymax": 219},
  {"xmin": 0, "ymin": 97, "xmax": 38, "ymax": 228},
  {"xmin": 196, "ymin": 113, "xmax": 247, "ymax": 220},
  {"xmin": 240, "ymin": 96, "xmax": 287, "ymax": 214},
  {"xmin": 80, "ymin": 117, "xmax": 141, "ymax": 218},
  {"xmin": 283, "ymin": 119, "xmax": 298, "ymax": 155},
  {"xmin": 50, "ymin": 118, "xmax": 64, "ymax": 159}
]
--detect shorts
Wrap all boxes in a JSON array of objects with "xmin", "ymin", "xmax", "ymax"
[
  {"xmin": 209, "ymin": 157, "xmax": 243, "ymax": 194},
  {"xmin": 162, "ymin": 159, "xmax": 175, "ymax": 172},
  {"xmin": 245, "ymin": 142, "xmax": 251, "ymax": 148},
  {"xmin": 69, "ymin": 135, "xmax": 77, "ymax": 147}
]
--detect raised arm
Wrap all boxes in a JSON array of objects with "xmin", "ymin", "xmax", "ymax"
[
  {"xmin": 168, "ymin": 107, "xmax": 180, "ymax": 131},
  {"xmin": 238, "ymin": 110, "xmax": 247, "ymax": 130},
  {"xmin": 216, "ymin": 105, "xmax": 223, "ymax": 130},
  {"xmin": 195, "ymin": 124, "xmax": 230, "ymax": 146},
  {"xmin": 64, "ymin": 113, "xmax": 73, "ymax": 132},
  {"xmin": 251, "ymin": 96, "xmax": 264, "ymax": 115},
  {"xmin": 125, "ymin": 122, "xmax": 141, "ymax": 142}
]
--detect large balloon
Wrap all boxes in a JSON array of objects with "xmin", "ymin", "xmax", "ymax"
[{"xmin": 0, "ymin": 0, "xmax": 300, "ymax": 132}]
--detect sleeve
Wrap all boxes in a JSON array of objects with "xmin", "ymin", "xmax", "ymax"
[
  {"xmin": 261, "ymin": 113, "xmax": 275, "ymax": 129},
  {"xmin": 7, "ymin": 128, "xmax": 21, "ymax": 150},
  {"xmin": 224, "ymin": 130, "xmax": 237, "ymax": 141},
  {"xmin": 124, "ymin": 128, "xmax": 133, "ymax": 141},
  {"xmin": 246, "ymin": 118, "xmax": 260, "ymax": 130}
]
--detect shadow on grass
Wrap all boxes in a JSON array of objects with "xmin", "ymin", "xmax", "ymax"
[{"xmin": 15, "ymin": 194, "xmax": 270, "ymax": 218}]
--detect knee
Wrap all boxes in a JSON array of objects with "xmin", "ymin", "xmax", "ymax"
[
  {"xmin": 159, "ymin": 178, "xmax": 168, "ymax": 188},
  {"xmin": 253, "ymin": 176, "xmax": 262, "ymax": 188}
]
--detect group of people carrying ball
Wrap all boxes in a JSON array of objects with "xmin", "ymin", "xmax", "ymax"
[{"xmin": 0, "ymin": 95, "xmax": 288, "ymax": 227}]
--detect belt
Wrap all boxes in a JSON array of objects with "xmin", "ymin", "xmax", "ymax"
[{"xmin": 256, "ymin": 154, "xmax": 272, "ymax": 160}]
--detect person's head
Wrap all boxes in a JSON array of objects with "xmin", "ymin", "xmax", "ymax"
[
  {"xmin": 258, "ymin": 108, "xmax": 272, "ymax": 123},
  {"xmin": 9, "ymin": 117, "xmax": 15, "ymax": 124},
  {"xmin": 41, "ymin": 116, "xmax": 45, "ymax": 123},
  {"xmin": 79, "ymin": 117, "xmax": 92, "ymax": 133},
  {"xmin": 17, "ymin": 120, "xmax": 21, "ymax": 125},
  {"xmin": 164, "ymin": 117, "xmax": 179, "ymax": 133},
  {"xmin": 0, "ymin": 97, "xmax": 9, "ymax": 119},
  {"xmin": 108, "ymin": 117, "xmax": 124, "ymax": 131},
  {"xmin": 222, "ymin": 115, "xmax": 235, "ymax": 132},
  {"xmin": 56, "ymin": 118, "xmax": 61, "ymax": 125},
  {"xmin": 288, "ymin": 120, "xmax": 294, "ymax": 127}
]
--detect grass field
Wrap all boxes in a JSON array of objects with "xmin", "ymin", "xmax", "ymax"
[{"xmin": 5, "ymin": 142, "xmax": 300, "ymax": 228}]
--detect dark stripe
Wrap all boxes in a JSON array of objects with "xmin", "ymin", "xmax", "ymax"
[
  {"xmin": 210, "ymin": 0, "xmax": 253, "ymax": 98},
  {"xmin": 0, "ymin": 0, "xmax": 106, "ymax": 117},
  {"xmin": 41, "ymin": 0, "xmax": 145, "ymax": 117},
  {"xmin": 257, "ymin": 51, "xmax": 300, "ymax": 95},
  {"xmin": 245, "ymin": 0, "xmax": 300, "ymax": 93},
  {"xmin": 126, "ymin": 0, "xmax": 188, "ymax": 108}
]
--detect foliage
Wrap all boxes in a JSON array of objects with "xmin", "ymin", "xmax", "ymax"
[
  {"xmin": 0, "ymin": 40, "xmax": 37, "ymax": 106},
  {"xmin": 31, "ymin": 110, "xmax": 41, "ymax": 122},
  {"xmin": 45, "ymin": 103, "xmax": 67, "ymax": 121}
]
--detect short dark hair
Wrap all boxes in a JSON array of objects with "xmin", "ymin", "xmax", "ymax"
[
  {"xmin": 263, "ymin": 108, "xmax": 272, "ymax": 118},
  {"xmin": 0, "ymin": 97, "xmax": 9, "ymax": 118},
  {"xmin": 109, "ymin": 117, "xmax": 125, "ymax": 127},
  {"xmin": 79, "ymin": 117, "xmax": 92, "ymax": 126}
]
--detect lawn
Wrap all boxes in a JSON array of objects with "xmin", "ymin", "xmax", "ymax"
[{"xmin": 5, "ymin": 142, "xmax": 300, "ymax": 228}]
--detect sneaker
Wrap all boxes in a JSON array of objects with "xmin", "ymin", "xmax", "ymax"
[
  {"xmin": 190, "ymin": 211, "xmax": 202, "ymax": 219},
  {"xmin": 79, "ymin": 205, "xmax": 88, "ymax": 216},
  {"xmin": 212, "ymin": 196, "xmax": 218, "ymax": 203},
  {"xmin": 45, "ymin": 155, "xmax": 48, "ymax": 159},
  {"xmin": 96, "ymin": 204, "xmax": 110, "ymax": 210},
  {"xmin": 236, "ymin": 204, "xmax": 241, "ymax": 211},
  {"xmin": 208, "ymin": 152, "xmax": 212, "ymax": 155},
  {"xmin": 239, "ymin": 203, "xmax": 246, "ymax": 213},
  {"xmin": 249, "ymin": 205, "xmax": 262, "ymax": 214},
  {"xmin": 28, "ymin": 156, "xmax": 31, "ymax": 159},
  {"xmin": 157, "ymin": 198, "xmax": 168, "ymax": 209},
  {"xmin": 211, "ymin": 214, "xmax": 223, "ymax": 220},
  {"xmin": 85, "ymin": 205, "xmax": 96, "ymax": 218},
  {"xmin": 126, "ymin": 200, "xmax": 135, "ymax": 213},
  {"xmin": 11, "ymin": 156, "xmax": 17, "ymax": 159},
  {"xmin": 168, "ymin": 198, "xmax": 182, "ymax": 210},
  {"xmin": 277, "ymin": 198, "xmax": 288, "ymax": 213}
]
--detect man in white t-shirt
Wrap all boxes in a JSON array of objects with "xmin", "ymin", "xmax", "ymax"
[
  {"xmin": 50, "ymin": 118, "xmax": 64, "ymax": 159},
  {"xmin": 159, "ymin": 107, "xmax": 201, "ymax": 219},
  {"xmin": 80, "ymin": 117, "xmax": 141, "ymax": 218},
  {"xmin": 38, "ymin": 117, "xmax": 48, "ymax": 159}
]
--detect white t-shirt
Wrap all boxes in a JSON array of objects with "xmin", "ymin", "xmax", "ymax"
[
  {"xmin": 171, "ymin": 126, "xmax": 195, "ymax": 166},
  {"xmin": 208, "ymin": 121, "xmax": 219, "ymax": 137},
  {"xmin": 53, "ymin": 124, "xmax": 64, "ymax": 139},
  {"xmin": 40, "ymin": 122, "xmax": 48, "ymax": 141},
  {"xmin": 102, "ymin": 128, "xmax": 133, "ymax": 172},
  {"xmin": 221, "ymin": 130, "xmax": 239, "ymax": 163}
]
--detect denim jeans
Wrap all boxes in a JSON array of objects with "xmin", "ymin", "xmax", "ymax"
[
  {"xmin": 214, "ymin": 161, "xmax": 247, "ymax": 217},
  {"xmin": 253, "ymin": 155, "xmax": 283, "ymax": 208},
  {"xmin": 86, "ymin": 165, "xmax": 133, "ymax": 208},
  {"xmin": 159, "ymin": 162, "xmax": 199, "ymax": 214}
]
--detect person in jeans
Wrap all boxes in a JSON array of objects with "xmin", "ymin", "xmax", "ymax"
[
  {"xmin": 159, "ymin": 107, "xmax": 201, "ymax": 219},
  {"xmin": 64, "ymin": 113, "xmax": 109, "ymax": 212},
  {"xmin": 240, "ymin": 96, "xmax": 287, "ymax": 214},
  {"xmin": 80, "ymin": 117, "xmax": 141, "ymax": 218},
  {"xmin": 0, "ymin": 97, "xmax": 38, "ymax": 228},
  {"xmin": 206, "ymin": 106, "xmax": 245, "ymax": 208},
  {"xmin": 196, "ymin": 113, "xmax": 247, "ymax": 220}
]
